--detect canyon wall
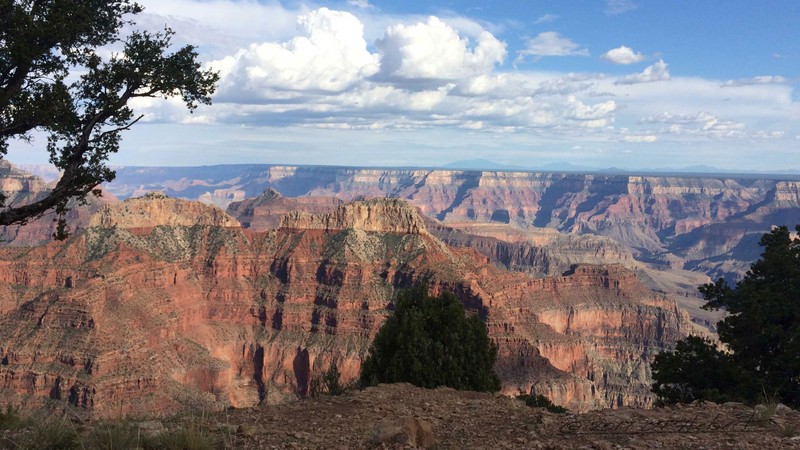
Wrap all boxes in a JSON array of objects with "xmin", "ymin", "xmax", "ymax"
[
  {"xmin": 108, "ymin": 165, "xmax": 800, "ymax": 284},
  {"xmin": 0, "ymin": 195, "xmax": 692, "ymax": 416}
]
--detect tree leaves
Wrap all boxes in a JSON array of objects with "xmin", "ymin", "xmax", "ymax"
[
  {"xmin": 360, "ymin": 285, "xmax": 501, "ymax": 392},
  {"xmin": 652, "ymin": 225, "xmax": 800, "ymax": 406},
  {"xmin": 0, "ymin": 0, "xmax": 218, "ymax": 233}
]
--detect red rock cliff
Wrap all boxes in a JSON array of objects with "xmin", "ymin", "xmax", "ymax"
[{"xmin": 0, "ymin": 196, "xmax": 691, "ymax": 417}]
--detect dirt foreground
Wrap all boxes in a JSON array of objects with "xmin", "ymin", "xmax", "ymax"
[
  {"xmin": 212, "ymin": 383, "xmax": 800, "ymax": 449},
  {"xmin": 4, "ymin": 382, "xmax": 798, "ymax": 449}
]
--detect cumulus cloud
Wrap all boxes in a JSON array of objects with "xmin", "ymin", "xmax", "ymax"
[
  {"xmin": 605, "ymin": 0, "xmax": 637, "ymax": 15},
  {"xmin": 375, "ymin": 17, "xmax": 506, "ymax": 82},
  {"xmin": 565, "ymin": 96, "xmax": 617, "ymax": 127},
  {"xmin": 517, "ymin": 32, "xmax": 589, "ymax": 62},
  {"xmin": 615, "ymin": 60, "xmax": 670, "ymax": 84},
  {"xmin": 601, "ymin": 46, "xmax": 645, "ymax": 64},
  {"xmin": 211, "ymin": 8, "xmax": 379, "ymax": 98},
  {"xmin": 130, "ymin": 4, "xmax": 798, "ymax": 168},
  {"xmin": 722, "ymin": 75, "xmax": 788, "ymax": 87}
]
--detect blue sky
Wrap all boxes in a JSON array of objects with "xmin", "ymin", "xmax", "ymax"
[{"xmin": 8, "ymin": 0, "xmax": 800, "ymax": 171}]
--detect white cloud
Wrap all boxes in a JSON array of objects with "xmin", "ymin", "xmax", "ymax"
[
  {"xmin": 115, "ymin": 4, "xmax": 800, "ymax": 172},
  {"xmin": 534, "ymin": 14, "xmax": 558, "ymax": 24},
  {"xmin": 533, "ymin": 75, "xmax": 600, "ymax": 97},
  {"xmin": 565, "ymin": 95, "xmax": 617, "ymax": 124},
  {"xmin": 605, "ymin": 0, "xmax": 638, "ymax": 16},
  {"xmin": 211, "ymin": 8, "xmax": 379, "ymax": 98},
  {"xmin": 753, "ymin": 130, "xmax": 785, "ymax": 139},
  {"xmin": 348, "ymin": 0, "xmax": 373, "ymax": 9},
  {"xmin": 615, "ymin": 60, "xmax": 670, "ymax": 84},
  {"xmin": 375, "ymin": 17, "xmax": 506, "ymax": 81},
  {"xmin": 640, "ymin": 111, "xmax": 716, "ymax": 125},
  {"xmin": 136, "ymin": 0, "xmax": 301, "ymax": 57},
  {"xmin": 601, "ymin": 46, "xmax": 645, "ymax": 64},
  {"xmin": 722, "ymin": 75, "xmax": 788, "ymax": 87},
  {"xmin": 639, "ymin": 111, "xmax": 746, "ymax": 138},
  {"xmin": 517, "ymin": 32, "xmax": 589, "ymax": 62},
  {"xmin": 622, "ymin": 135, "xmax": 657, "ymax": 143}
]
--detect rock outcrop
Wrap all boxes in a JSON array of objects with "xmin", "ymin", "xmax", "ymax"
[
  {"xmin": 281, "ymin": 198, "xmax": 427, "ymax": 235},
  {"xmin": 226, "ymin": 188, "xmax": 342, "ymax": 231},
  {"xmin": 425, "ymin": 220, "xmax": 637, "ymax": 276},
  {"xmin": 88, "ymin": 191, "xmax": 240, "ymax": 229},
  {"xmin": 0, "ymin": 195, "xmax": 691, "ymax": 417}
]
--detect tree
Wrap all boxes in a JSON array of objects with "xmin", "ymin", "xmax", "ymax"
[
  {"xmin": 651, "ymin": 336, "xmax": 757, "ymax": 405},
  {"xmin": 652, "ymin": 225, "xmax": 800, "ymax": 406},
  {"xmin": 359, "ymin": 285, "xmax": 501, "ymax": 392},
  {"xmin": 0, "ymin": 0, "xmax": 218, "ymax": 235}
]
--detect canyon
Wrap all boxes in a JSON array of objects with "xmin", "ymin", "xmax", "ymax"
[
  {"xmin": 2, "ymin": 162, "xmax": 794, "ymax": 417},
  {"xmin": 105, "ymin": 164, "xmax": 800, "ymax": 286},
  {"xmin": 0, "ymin": 190, "xmax": 694, "ymax": 417}
]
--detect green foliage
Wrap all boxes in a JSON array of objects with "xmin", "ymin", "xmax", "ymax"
[
  {"xmin": 0, "ymin": 405, "xmax": 22, "ymax": 431},
  {"xmin": 84, "ymin": 422, "xmax": 146, "ymax": 450},
  {"xmin": 7, "ymin": 417, "xmax": 81, "ymax": 450},
  {"xmin": 652, "ymin": 225, "xmax": 800, "ymax": 407},
  {"xmin": 651, "ymin": 336, "xmax": 756, "ymax": 405},
  {"xmin": 0, "ymin": 0, "xmax": 218, "ymax": 230},
  {"xmin": 322, "ymin": 361, "xmax": 344, "ymax": 396},
  {"xmin": 517, "ymin": 393, "xmax": 568, "ymax": 413},
  {"xmin": 309, "ymin": 361, "xmax": 345, "ymax": 397},
  {"xmin": 360, "ymin": 285, "xmax": 501, "ymax": 392}
]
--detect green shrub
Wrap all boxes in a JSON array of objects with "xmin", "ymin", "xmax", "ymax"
[
  {"xmin": 309, "ymin": 361, "xmax": 345, "ymax": 397},
  {"xmin": 12, "ymin": 418, "xmax": 80, "ymax": 450},
  {"xmin": 360, "ymin": 285, "xmax": 501, "ymax": 392},
  {"xmin": 651, "ymin": 225, "xmax": 800, "ymax": 407},
  {"xmin": 517, "ymin": 393, "xmax": 568, "ymax": 414},
  {"xmin": 0, "ymin": 405, "xmax": 22, "ymax": 431},
  {"xmin": 84, "ymin": 422, "xmax": 147, "ymax": 450}
]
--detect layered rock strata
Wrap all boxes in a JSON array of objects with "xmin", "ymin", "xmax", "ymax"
[
  {"xmin": 106, "ymin": 165, "xmax": 800, "ymax": 283},
  {"xmin": 226, "ymin": 188, "xmax": 342, "ymax": 231},
  {"xmin": 0, "ymin": 195, "xmax": 691, "ymax": 417}
]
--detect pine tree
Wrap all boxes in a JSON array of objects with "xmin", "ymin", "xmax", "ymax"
[
  {"xmin": 360, "ymin": 285, "xmax": 501, "ymax": 392},
  {"xmin": 652, "ymin": 225, "xmax": 800, "ymax": 406}
]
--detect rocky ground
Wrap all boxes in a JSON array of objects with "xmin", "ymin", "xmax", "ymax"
[
  {"xmin": 221, "ymin": 383, "xmax": 799, "ymax": 449},
  {"xmin": 6, "ymin": 383, "xmax": 795, "ymax": 449}
]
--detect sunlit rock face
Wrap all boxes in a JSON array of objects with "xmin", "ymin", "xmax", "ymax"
[{"xmin": 0, "ymin": 196, "xmax": 691, "ymax": 416}]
